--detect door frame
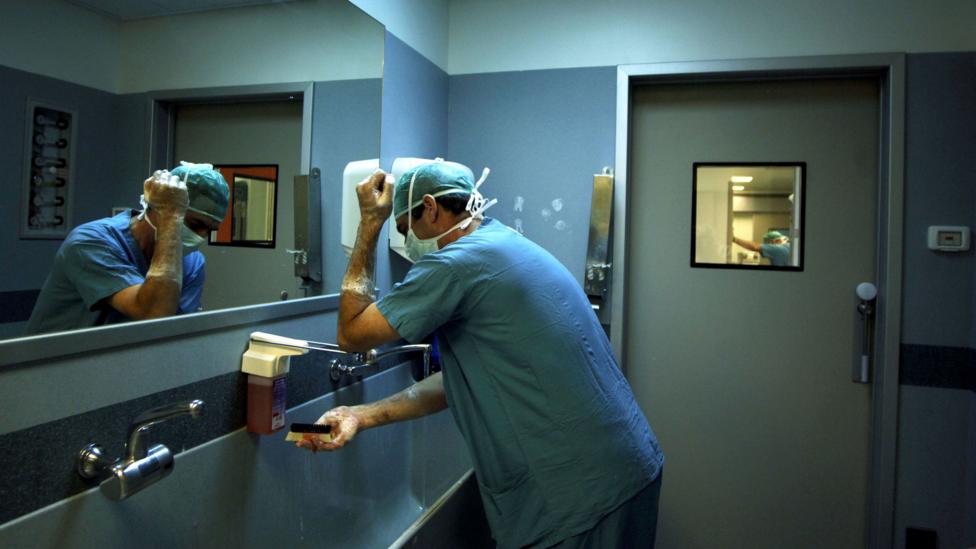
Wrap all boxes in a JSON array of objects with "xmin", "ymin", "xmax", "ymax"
[
  {"xmin": 144, "ymin": 81, "xmax": 314, "ymax": 175},
  {"xmin": 611, "ymin": 54, "xmax": 905, "ymax": 549}
]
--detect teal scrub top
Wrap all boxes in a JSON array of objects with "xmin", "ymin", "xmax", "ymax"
[
  {"xmin": 377, "ymin": 218, "xmax": 664, "ymax": 549},
  {"xmin": 26, "ymin": 210, "xmax": 205, "ymax": 335},
  {"xmin": 760, "ymin": 243, "xmax": 791, "ymax": 266}
]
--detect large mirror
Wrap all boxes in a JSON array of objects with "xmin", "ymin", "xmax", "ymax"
[
  {"xmin": 0, "ymin": 0, "xmax": 383, "ymax": 340},
  {"xmin": 692, "ymin": 163, "xmax": 805, "ymax": 270}
]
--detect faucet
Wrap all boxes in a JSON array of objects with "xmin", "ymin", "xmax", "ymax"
[
  {"xmin": 247, "ymin": 332, "xmax": 432, "ymax": 382},
  {"xmin": 77, "ymin": 399, "xmax": 204, "ymax": 500},
  {"xmin": 329, "ymin": 344, "xmax": 432, "ymax": 381}
]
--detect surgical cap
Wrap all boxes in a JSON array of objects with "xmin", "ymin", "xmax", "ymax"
[
  {"xmin": 169, "ymin": 164, "xmax": 230, "ymax": 222},
  {"xmin": 762, "ymin": 230, "xmax": 785, "ymax": 243},
  {"xmin": 393, "ymin": 161, "xmax": 476, "ymax": 219}
]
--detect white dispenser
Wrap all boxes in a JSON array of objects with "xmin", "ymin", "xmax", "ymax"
[
  {"xmin": 341, "ymin": 159, "xmax": 380, "ymax": 256},
  {"xmin": 242, "ymin": 331, "xmax": 308, "ymax": 435}
]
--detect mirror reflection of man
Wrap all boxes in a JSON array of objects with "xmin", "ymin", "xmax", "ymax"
[
  {"xmin": 732, "ymin": 230, "xmax": 791, "ymax": 266},
  {"xmin": 26, "ymin": 163, "xmax": 229, "ymax": 335}
]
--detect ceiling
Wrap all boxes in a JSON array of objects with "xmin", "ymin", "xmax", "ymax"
[
  {"xmin": 66, "ymin": 0, "xmax": 298, "ymax": 21},
  {"xmin": 697, "ymin": 165, "xmax": 799, "ymax": 194}
]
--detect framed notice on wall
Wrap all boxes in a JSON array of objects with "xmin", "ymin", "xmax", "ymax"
[{"xmin": 20, "ymin": 99, "xmax": 78, "ymax": 239}]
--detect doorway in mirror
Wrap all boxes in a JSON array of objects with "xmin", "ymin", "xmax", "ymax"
[{"xmin": 174, "ymin": 101, "xmax": 302, "ymax": 311}]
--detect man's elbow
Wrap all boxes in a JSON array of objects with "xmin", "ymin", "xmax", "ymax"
[
  {"xmin": 336, "ymin": 328, "xmax": 370, "ymax": 353},
  {"xmin": 129, "ymin": 304, "xmax": 178, "ymax": 321}
]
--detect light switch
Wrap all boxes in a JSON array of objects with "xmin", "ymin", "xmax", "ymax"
[{"xmin": 927, "ymin": 225, "xmax": 970, "ymax": 252}]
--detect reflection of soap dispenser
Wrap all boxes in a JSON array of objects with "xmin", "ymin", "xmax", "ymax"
[{"xmin": 242, "ymin": 332, "xmax": 309, "ymax": 435}]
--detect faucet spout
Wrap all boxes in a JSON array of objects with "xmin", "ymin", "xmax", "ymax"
[
  {"xmin": 77, "ymin": 398, "xmax": 206, "ymax": 501},
  {"xmin": 330, "ymin": 343, "xmax": 431, "ymax": 381},
  {"xmin": 126, "ymin": 399, "xmax": 204, "ymax": 461}
]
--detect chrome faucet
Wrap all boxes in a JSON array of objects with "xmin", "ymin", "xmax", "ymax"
[
  {"xmin": 77, "ymin": 399, "xmax": 204, "ymax": 500},
  {"xmin": 329, "ymin": 344, "xmax": 432, "ymax": 381}
]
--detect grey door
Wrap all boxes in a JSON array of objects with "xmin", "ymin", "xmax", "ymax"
[
  {"xmin": 628, "ymin": 78, "xmax": 879, "ymax": 548},
  {"xmin": 174, "ymin": 100, "xmax": 303, "ymax": 310}
]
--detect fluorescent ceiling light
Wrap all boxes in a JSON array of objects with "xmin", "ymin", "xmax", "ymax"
[
  {"xmin": 731, "ymin": 185, "xmax": 746, "ymax": 191},
  {"xmin": 730, "ymin": 176, "xmax": 753, "ymax": 183}
]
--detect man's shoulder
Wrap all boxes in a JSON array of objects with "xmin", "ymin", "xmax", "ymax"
[{"xmin": 66, "ymin": 214, "xmax": 128, "ymax": 244}]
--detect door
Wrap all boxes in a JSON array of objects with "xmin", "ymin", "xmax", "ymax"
[
  {"xmin": 627, "ymin": 78, "xmax": 879, "ymax": 548},
  {"xmin": 173, "ymin": 100, "xmax": 303, "ymax": 310}
]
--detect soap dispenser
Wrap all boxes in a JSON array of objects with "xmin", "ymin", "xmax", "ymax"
[{"xmin": 242, "ymin": 332, "xmax": 309, "ymax": 435}]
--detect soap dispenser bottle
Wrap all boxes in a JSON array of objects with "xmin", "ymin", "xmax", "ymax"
[{"xmin": 242, "ymin": 332, "xmax": 308, "ymax": 435}]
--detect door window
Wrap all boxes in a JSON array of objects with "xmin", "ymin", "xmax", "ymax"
[{"xmin": 691, "ymin": 163, "xmax": 805, "ymax": 270}]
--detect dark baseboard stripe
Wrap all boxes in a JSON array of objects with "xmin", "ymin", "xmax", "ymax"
[
  {"xmin": 0, "ymin": 290, "xmax": 40, "ymax": 324},
  {"xmin": 900, "ymin": 344, "xmax": 976, "ymax": 392},
  {"xmin": 0, "ymin": 350, "xmax": 413, "ymax": 525}
]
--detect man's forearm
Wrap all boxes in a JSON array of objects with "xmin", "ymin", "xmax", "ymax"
[
  {"xmin": 352, "ymin": 372, "xmax": 447, "ymax": 430},
  {"xmin": 733, "ymin": 236, "xmax": 761, "ymax": 252},
  {"xmin": 339, "ymin": 220, "xmax": 383, "ymax": 333},
  {"xmin": 140, "ymin": 213, "xmax": 183, "ymax": 317}
]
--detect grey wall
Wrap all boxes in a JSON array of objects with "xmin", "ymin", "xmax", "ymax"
[
  {"xmin": 311, "ymin": 78, "xmax": 383, "ymax": 294},
  {"xmin": 448, "ymin": 67, "xmax": 617, "ymax": 284}
]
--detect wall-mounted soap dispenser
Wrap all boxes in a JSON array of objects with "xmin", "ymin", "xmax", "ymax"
[
  {"xmin": 242, "ymin": 332, "xmax": 308, "ymax": 435},
  {"xmin": 341, "ymin": 159, "xmax": 379, "ymax": 257}
]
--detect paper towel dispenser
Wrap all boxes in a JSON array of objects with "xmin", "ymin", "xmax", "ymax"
[{"xmin": 341, "ymin": 157, "xmax": 460, "ymax": 263}]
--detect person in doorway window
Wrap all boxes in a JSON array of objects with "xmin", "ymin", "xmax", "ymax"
[
  {"xmin": 26, "ymin": 162, "xmax": 228, "ymax": 335},
  {"xmin": 296, "ymin": 161, "xmax": 665, "ymax": 549},
  {"xmin": 732, "ymin": 230, "xmax": 791, "ymax": 266}
]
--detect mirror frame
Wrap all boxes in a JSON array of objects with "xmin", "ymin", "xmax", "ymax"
[
  {"xmin": 146, "ymin": 82, "xmax": 314, "ymax": 175},
  {"xmin": 0, "ymin": 293, "xmax": 339, "ymax": 368}
]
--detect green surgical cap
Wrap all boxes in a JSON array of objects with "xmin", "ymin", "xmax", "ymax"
[
  {"xmin": 170, "ymin": 164, "xmax": 230, "ymax": 222},
  {"xmin": 393, "ymin": 162, "xmax": 475, "ymax": 218},
  {"xmin": 762, "ymin": 230, "xmax": 785, "ymax": 243}
]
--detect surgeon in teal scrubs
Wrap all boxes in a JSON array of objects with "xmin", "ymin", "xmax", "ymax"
[
  {"xmin": 297, "ymin": 161, "xmax": 664, "ymax": 548},
  {"xmin": 26, "ymin": 163, "xmax": 228, "ymax": 335},
  {"xmin": 733, "ymin": 230, "xmax": 792, "ymax": 266}
]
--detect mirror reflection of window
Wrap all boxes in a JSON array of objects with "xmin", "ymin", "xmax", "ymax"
[
  {"xmin": 232, "ymin": 176, "xmax": 276, "ymax": 242},
  {"xmin": 211, "ymin": 166, "xmax": 278, "ymax": 248},
  {"xmin": 692, "ymin": 163, "xmax": 805, "ymax": 270}
]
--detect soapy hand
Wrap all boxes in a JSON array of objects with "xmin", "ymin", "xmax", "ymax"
[
  {"xmin": 143, "ymin": 170, "xmax": 189, "ymax": 216},
  {"xmin": 356, "ymin": 170, "xmax": 393, "ymax": 224},
  {"xmin": 295, "ymin": 406, "xmax": 362, "ymax": 452}
]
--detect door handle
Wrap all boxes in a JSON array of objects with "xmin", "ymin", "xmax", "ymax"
[{"xmin": 853, "ymin": 282, "xmax": 877, "ymax": 383}]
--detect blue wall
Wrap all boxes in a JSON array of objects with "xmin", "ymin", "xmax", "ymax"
[
  {"xmin": 380, "ymin": 31, "xmax": 449, "ymax": 287},
  {"xmin": 310, "ymin": 78, "xmax": 383, "ymax": 293},
  {"xmin": 448, "ymin": 67, "xmax": 617, "ymax": 284},
  {"xmin": 903, "ymin": 52, "xmax": 976, "ymax": 349},
  {"xmin": 0, "ymin": 64, "xmax": 127, "ymax": 293}
]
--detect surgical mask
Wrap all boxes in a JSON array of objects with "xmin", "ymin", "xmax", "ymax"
[
  {"xmin": 181, "ymin": 225, "xmax": 206, "ymax": 255},
  {"xmin": 404, "ymin": 166, "xmax": 497, "ymax": 263}
]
